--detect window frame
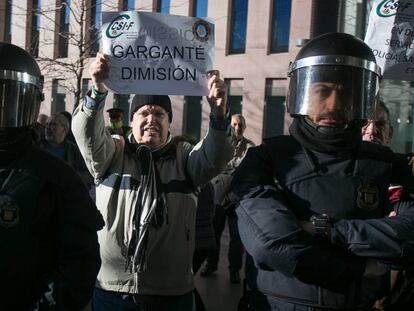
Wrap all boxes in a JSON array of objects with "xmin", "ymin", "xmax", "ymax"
[
  {"xmin": 268, "ymin": 0, "xmax": 292, "ymax": 54},
  {"xmin": 228, "ymin": 0, "xmax": 249, "ymax": 55}
]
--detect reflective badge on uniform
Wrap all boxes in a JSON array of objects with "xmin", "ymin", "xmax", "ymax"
[
  {"xmin": 0, "ymin": 194, "xmax": 19, "ymax": 228},
  {"xmin": 357, "ymin": 184, "xmax": 379, "ymax": 211}
]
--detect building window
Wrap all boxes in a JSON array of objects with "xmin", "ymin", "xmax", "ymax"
[
  {"xmin": 311, "ymin": 0, "xmax": 340, "ymax": 37},
  {"xmin": 269, "ymin": 0, "xmax": 291, "ymax": 53},
  {"xmin": 30, "ymin": 0, "xmax": 41, "ymax": 57},
  {"xmin": 52, "ymin": 80, "xmax": 66, "ymax": 113},
  {"xmin": 4, "ymin": 0, "xmax": 12, "ymax": 43},
  {"xmin": 122, "ymin": 0, "xmax": 135, "ymax": 11},
  {"xmin": 226, "ymin": 79, "xmax": 243, "ymax": 114},
  {"xmin": 89, "ymin": 0, "xmax": 101, "ymax": 56},
  {"xmin": 155, "ymin": 0, "xmax": 170, "ymax": 14},
  {"xmin": 379, "ymin": 80, "xmax": 414, "ymax": 154},
  {"xmin": 263, "ymin": 79, "xmax": 286, "ymax": 138},
  {"xmin": 58, "ymin": 0, "xmax": 70, "ymax": 58},
  {"xmin": 190, "ymin": 0, "xmax": 208, "ymax": 17},
  {"xmin": 229, "ymin": 0, "xmax": 248, "ymax": 54},
  {"xmin": 339, "ymin": 0, "xmax": 369, "ymax": 38},
  {"xmin": 183, "ymin": 96, "xmax": 202, "ymax": 142},
  {"xmin": 114, "ymin": 94, "xmax": 130, "ymax": 125}
]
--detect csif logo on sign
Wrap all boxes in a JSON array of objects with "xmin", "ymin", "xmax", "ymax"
[
  {"xmin": 376, "ymin": 0, "xmax": 412, "ymax": 17},
  {"xmin": 106, "ymin": 14, "xmax": 136, "ymax": 38}
]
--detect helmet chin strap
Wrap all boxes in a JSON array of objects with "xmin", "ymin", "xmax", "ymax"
[
  {"xmin": 303, "ymin": 116, "xmax": 352, "ymax": 135},
  {"xmin": 303, "ymin": 116, "xmax": 367, "ymax": 135}
]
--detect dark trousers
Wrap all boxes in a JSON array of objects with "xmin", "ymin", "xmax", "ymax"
[
  {"xmin": 92, "ymin": 288, "xmax": 195, "ymax": 311},
  {"xmin": 193, "ymin": 249, "xmax": 209, "ymax": 274},
  {"xmin": 192, "ymin": 250, "xmax": 209, "ymax": 311},
  {"xmin": 206, "ymin": 204, "xmax": 243, "ymax": 272}
]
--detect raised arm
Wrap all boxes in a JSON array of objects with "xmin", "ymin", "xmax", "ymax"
[
  {"xmin": 72, "ymin": 53, "xmax": 118, "ymax": 180},
  {"xmin": 186, "ymin": 70, "xmax": 234, "ymax": 186}
]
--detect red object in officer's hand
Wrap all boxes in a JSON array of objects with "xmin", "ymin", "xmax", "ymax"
[{"xmin": 388, "ymin": 184, "xmax": 403, "ymax": 203}]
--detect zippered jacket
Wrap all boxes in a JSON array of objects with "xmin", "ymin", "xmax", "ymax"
[
  {"xmin": 0, "ymin": 139, "xmax": 103, "ymax": 310},
  {"xmin": 72, "ymin": 95, "xmax": 234, "ymax": 295},
  {"xmin": 229, "ymin": 135, "xmax": 414, "ymax": 309}
]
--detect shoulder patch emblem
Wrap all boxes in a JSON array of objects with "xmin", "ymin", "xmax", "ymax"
[
  {"xmin": 0, "ymin": 194, "xmax": 19, "ymax": 228},
  {"xmin": 357, "ymin": 184, "xmax": 379, "ymax": 211}
]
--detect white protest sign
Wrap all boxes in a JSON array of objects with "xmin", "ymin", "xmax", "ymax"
[
  {"xmin": 101, "ymin": 11, "xmax": 214, "ymax": 95},
  {"xmin": 365, "ymin": 0, "xmax": 414, "ymax": 80}
]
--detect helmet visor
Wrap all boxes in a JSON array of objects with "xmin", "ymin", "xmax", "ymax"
[
  {"xmin": 287, "ymin": 65, "xmax": 380, "ymax": 125},
  {"xmin": 0, "ymin": 79, "xmax": 42, "ymax": 127}
]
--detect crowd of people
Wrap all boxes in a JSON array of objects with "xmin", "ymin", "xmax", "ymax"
[{"xmin": 2, "ymin": 30, "xmax": 414, "ymax": 311}]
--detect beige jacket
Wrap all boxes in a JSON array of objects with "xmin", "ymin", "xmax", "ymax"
[
  {"xmin": 72, "ymin": 97, "xmax": 234, "ymax": 295},
  {"xmin": 212, "ymin": 136, "xmax": 255, "ymax": 205}
]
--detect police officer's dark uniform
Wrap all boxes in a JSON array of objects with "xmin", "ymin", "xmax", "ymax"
[
  {"xmin": 0, "ymin": 43, "xmax": 104, "ymax": 310},
  {"xmin": 228, "ymin": 33, "xmax": 414, "ymax": 311}
]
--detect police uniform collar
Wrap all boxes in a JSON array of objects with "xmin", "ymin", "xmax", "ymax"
[{"xmin": 289, "ymin": 117, "xmax": 361, "ymax": 155}]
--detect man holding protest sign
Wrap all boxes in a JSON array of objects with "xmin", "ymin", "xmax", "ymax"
[
  {"xmin": 72, "ymin": 51, "xmax": 234, "ymax": 310},
  {"xmin": 101, "ymin": 11, "xmax": 215, "ymax": 96}
]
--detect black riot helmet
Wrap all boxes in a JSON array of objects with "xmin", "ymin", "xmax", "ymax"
[
  {"xmin": 0, "ymin": 42, "xmax": 44, "ymax": 128},
  {"xmin": 287, "ymin": 32, "xmax": 381, "ymax": 130}
]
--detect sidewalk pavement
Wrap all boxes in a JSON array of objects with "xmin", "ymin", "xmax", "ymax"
[{"xmin": 194, "ymin": 228, "xmax": 244, "ymax": 311}]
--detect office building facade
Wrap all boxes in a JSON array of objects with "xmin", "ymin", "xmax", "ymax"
[{"xmin": 1, "ymin": 0, "xmax": 413, "ymax": 152}]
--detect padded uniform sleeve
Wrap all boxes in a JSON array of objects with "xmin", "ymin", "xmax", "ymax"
[
  {"xmin": 331, "ymin": 200, "xmax": 414, "ymax": 265},
  {"xmin": 53, "ymin": 166, "xmax": 104, "ymax": 310},
  {"xmin": 231, "ymin": 146, "xmax": 365, "ymax": 287}
]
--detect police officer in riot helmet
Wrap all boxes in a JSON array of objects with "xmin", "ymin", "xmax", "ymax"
[
  {"xmin": 0, "ymin": 42, "xmax": 103, "ymax": 310},
  {"xmin": 286, "ymin": 31, "xmax": 380, "ymax": 152},
  {"xmin": 228, "ymin": 33, "xmax": 414, "ymax": 311}
]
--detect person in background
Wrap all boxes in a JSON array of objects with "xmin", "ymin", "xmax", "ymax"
[
  {"xmin": 0, "ymin": 42, "xmax": 103, "ymax": 310},
  {"xmin": 59, "ymin": 110, "xmax": 77, "ymax": 144},
  {"xmin": 362, "ymin": 100, "xmax": 393, "ymax": 145},
  {"xmin": 40, "ymin": 112, "xmax": 93, "ymax": 191},
  {"xmin": 362, "ymin": 100, "xmax": 414, "ymax": 311},
  {"xmin": 37, "ymin": 113, "xmax": 48, "ymax": 126},
  {"xmin": 33, "ymin": 113, "xmax": 48, "ymax": 141},
  {"xmin": 72, "ymin": 52, "xmax": 234, "ymax": 311},
  {"xmin": 106, "ymin": 107, "xmax": 131, "ymax": 139},
  {"xmin": 227, "ymin": 32, "xmax": 414, "ymax": 311},
  {"xmin": 44, "ymin": 113, "xmax": 71, "ymax": 156},
  {"xmin": 202, "ymin": 114, "xmax": 255, "ymax": 284}
]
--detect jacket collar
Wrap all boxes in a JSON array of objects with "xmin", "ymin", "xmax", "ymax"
[{"xmin": 127, "ymin": 133, "xmax": 176, "ymax": 161}]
